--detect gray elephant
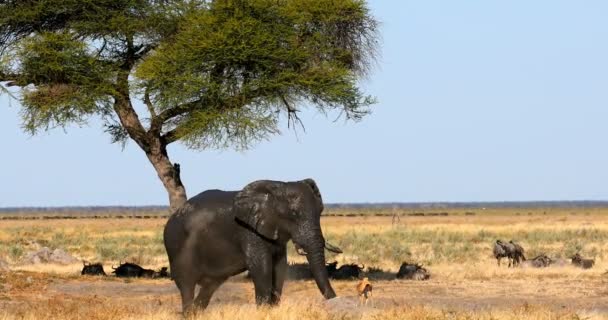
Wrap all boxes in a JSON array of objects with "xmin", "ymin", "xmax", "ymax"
[{"xmin": 163, "ymin": 179, "xmax": 340, "ymax": 313}]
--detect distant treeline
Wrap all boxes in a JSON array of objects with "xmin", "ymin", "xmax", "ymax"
[
  {"xmin": 2, "ymin": 201, "xmax": 608, "ymax": 213},
  {"xmin": 325, "ymin": 201, "xmax": 608, "ymax": 209},
  {"xmin": 0, "ymin": 206, "xmax": 167, "ymax": 213}
]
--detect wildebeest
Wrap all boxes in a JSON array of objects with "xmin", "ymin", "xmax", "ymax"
[
  {"xmin": 571, "ymin": 253, "xmax": 594, "ymax": 269},
  {"xmin": 522, "ymin": 254, "xmax": 553, "ymax": 268},
  {"xmin": 141, "ymin": 268, "xmax": 155, "ymax": 278},
  {"xmin": 509, "ymin": 240, "xmax": 526, "ymax": 266},
  {"xmin": 112, "ymin": 262, "xmax": 157, "ymax": 278},
  {"xmin": 286, "ymin": 262, "xmax": 314, "ymax": 280},
  {"xmin": 81, "ymin": 261, "xmax": 106, "ymax": 276},
  {"xmin": 155, "ymin": 267, "xmax": 170, "ymax": 278},
  {"xmin": 494, "ymin": 240, "xmax": 526, "ymax": 267},
  {"xmin": 326, "ymin": 261, "xmax": 364, "ymax": 280},
  {"xmin": 396, "ymin": 262, "xmax": 430, "ymax": 280},
  {"xmin": 493, "ymin": 240, "xmax": 509, "ymax": 266},
  {"xmin": 246, "ymin": 263, "xmax": 314, "ymax": 280}
]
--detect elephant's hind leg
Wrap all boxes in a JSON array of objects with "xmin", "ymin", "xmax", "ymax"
[{"xmin": 194, "ymin": 278, "xmax": 225, "ymax": 309}]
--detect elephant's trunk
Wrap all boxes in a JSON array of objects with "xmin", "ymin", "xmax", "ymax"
[{"xmin": 299, "ymin": 234, "xmax": 336, "ymax": 300}]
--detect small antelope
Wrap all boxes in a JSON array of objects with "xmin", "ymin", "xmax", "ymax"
[{"xmin": 356, "ymin": 277, "xmax": 373, "ymax": 306}]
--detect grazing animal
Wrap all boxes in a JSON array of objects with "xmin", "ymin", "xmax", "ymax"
[
  {"xmin": 365, "ymin": 266, "xmax": 395, "ymax": 281},
  {"xmin": 112, "ymin": 262, "xmax": 156, "ymax": 278},
  {"xmin": 494, "ymin": 240, "xmax": 525, "ymax": 267},
  {"xmin": 522, "ymin": 254, "xmax": 553, "ymax": 268},
  {"xmin": 396, "ymin": 262, "xmax": 430, "ymax": 280},
  {"xmin": 356, "ymin": 277, "xmax": 373, "ymax": 306},
  {"xmin": 81, "ymin": 262, "xmax": 106, "ymax": 276},
  {"xmin": 326, "ymin": 262, "xmax": 364, "ymax": 280},
  {"xmin": 154, "ymin": 267, "xmax": 170, "ymax": 279},
  {"xmin": 286, "ymin": 262, "xmax": 314, "ymax": 280},
  {"xmin": 326, "ymin": 261, "xmax": 338, "ymax": 276},
  {"xmin": 244, "ymin": 262, "xmax": 313, "ymax": 280},
  {"xmin": 571, "ymin": 253, "xmax": 594, "ymax": 269},
  {"xmin": 509, "ymin": 240, "xmax": 526, "ymax": 266},
  {"xmin": 141, "ymin": 268, "xmax": 155, "ymax": 278},
  {"xmin": 493, "ymin": 240, "xmax": 508, "ymax": 266}
]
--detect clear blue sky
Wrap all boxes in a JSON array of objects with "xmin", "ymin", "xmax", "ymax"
[{"xmin": 2, "ymin": 1, "xmax": 608, "ymax": 207}]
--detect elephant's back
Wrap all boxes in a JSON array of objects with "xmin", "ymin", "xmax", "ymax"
[
  {"xmin": 166, "ymin": 189, "xmax": 239, "ymax": 231},
  {"xmin": 188, "ymin": 189, "xmax": 239, "ymax": 212},
  {"xmin": 163, "ymin": 190, "xmax": 238, "ymax": 260}
]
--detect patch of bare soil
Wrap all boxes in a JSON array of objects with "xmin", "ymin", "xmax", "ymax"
[{"xmin": 40, "ymin": 275, "xmax": 608, "ymax": 314}]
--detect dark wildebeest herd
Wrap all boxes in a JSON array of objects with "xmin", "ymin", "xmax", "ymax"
[
  {"xmin": 259, "ymin": 260, "xmax": 431, "ymax": 282},
  {"xmin": 493, "ymin": 239, "xmax": 595, "ymax": 269},
  {"xmin": 83, "ymin": 259, "xmax": 430, "ymax": 282},
  {"xmin": 81, "ymin": 261, "xmax": 170, "ymax": 278},
  {"xmin": 81, "ymin": 240, "xmax": 594, "ymax": 282}
]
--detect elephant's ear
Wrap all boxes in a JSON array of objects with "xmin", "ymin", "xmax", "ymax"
[
  {"xmin": 234, "ymin": 180, "xmax": 284, "ymax": 240},
  {"xmin": 301, "ymin": 178, "xmax": 324, "ymax": 212}
]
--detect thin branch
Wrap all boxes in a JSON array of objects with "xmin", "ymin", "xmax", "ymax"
[
  {"xmin": 282, "ymin": 96, "xmax": 306, "ymax": 133},
  {"xmin": 95, "ymin": 37, "xmax": 107, "ymax": 58},
  {"xmin": 332, "ymin": 109, "xmax": 346, "ymax": 123},
  {"xmin": 0, "ymin": 69, "xmax": 18, "ymax": 83},
  {"xmin": 149, "ymin": 99, "xmax": 202, "ymax": 136},
  {"xmin": 133, "ymin": 44, "xmax": 155, "ymax": 60},
  {"xmin": 144, "ymin": 89, "xmax": 157, "ymax": 118},
  {"xmin": 161, "ymin": 127, "xmax": 182, "ymax": 145},
  {"xmin": 0, "ymin": 83, "xmax": 17, "ymax": 99}
]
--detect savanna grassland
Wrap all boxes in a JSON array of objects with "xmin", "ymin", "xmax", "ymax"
[{"xmin": 1, "ymin": 207, "xmax": 608, "ymax": 319}]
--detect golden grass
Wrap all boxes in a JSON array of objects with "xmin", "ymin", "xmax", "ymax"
[
  {"xmin": 1, "ymin": 208, "xmax": 608, "ymax": 319},
  {"xmin": 0, "ymin": 298, "xmax": 603, "ymax": 320}
]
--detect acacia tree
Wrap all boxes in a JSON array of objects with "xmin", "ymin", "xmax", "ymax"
[{"xmin": 0, "ymin": 0, "xmax": 379, "ymax": 210}]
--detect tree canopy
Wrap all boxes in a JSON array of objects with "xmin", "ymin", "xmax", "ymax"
[{"xmin": 0, "ymin": 0, "xmax": 379, "ymax": 209}]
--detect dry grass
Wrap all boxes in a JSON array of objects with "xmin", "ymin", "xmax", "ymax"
[
  {"xmin": 1, "ymin": 208, "xmax": 608, "ymax": 319},
  {"xmin": 0, "ymin": 291, "xmax": 602, "ymax": 320}
]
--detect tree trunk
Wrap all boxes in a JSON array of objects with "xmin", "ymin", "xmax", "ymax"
[
  {"xmin": 146, "ymin": 142, "xmax": 188, "ymax": 212},
  {"xmin": 112, "ymin": 77, "xmax": 188, "ymax": 212}
]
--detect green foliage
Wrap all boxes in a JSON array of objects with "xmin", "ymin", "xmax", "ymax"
[
  {"xmin": 8, "ymin": 244, "xmax": 23, "ymax": 261},
  {"xmin": 1, "ymin": 0, "xmax": 379, "ymax": 150},
  {"xmin": 15, "ymin": 32, "xmax": 114, "ymax": 133}
]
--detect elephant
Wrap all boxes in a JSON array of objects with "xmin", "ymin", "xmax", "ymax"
[{"xmin": 163, "ymin": 178, "xmax": 341, "ymax": 313}]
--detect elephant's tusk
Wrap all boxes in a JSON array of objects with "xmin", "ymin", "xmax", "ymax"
[
  {"xmin": 324, "ymin": 241, "xmax": 343, "ymax": 254},
  {"xmin": 294, "ymin": 241, "xmax": 342, "ymax": 255},
  {"xmin": 294, "ymin": 243, "xmax": 308, "ymax": 256}
]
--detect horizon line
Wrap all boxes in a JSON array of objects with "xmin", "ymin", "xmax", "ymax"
[{"xmin": 3, "ymin": 199, "xmax": 608, "ymax": 210}]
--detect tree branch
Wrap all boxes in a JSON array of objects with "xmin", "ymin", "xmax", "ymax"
[
  {"xmin": 112, "ymin": 71, "xmax": 150, "ymax": 152},
  {"xmin": 161, "ymin": 127, "xmax": 182, "ymax": 145},
  {"xmin": 144, "ymin": 89, "xmax": 157, "ymax": 118},
  {"xmin": 158, "ymin": 89, "xmax": 276, "ymax": 145},
  {"xmin": 149, "ymin": 99, "xmax": 204, "ymax": 137},
  {"xmin": 95, "ymin": 37, "xmax": 107, "ymax": 58},
  {"xmin": 282, "ymin": 96, "xmax": 306, "ymax": 133},
  {"xmin": 0, "ymin": 69, "xmax": 19, "ymax": 86}
]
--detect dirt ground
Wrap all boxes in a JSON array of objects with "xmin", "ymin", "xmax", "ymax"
[{"xmin": 1, "ymin": 269, "xmax": 607, "ymax": 318}]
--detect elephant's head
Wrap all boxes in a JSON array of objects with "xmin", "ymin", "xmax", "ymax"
[{"xmin": 234, "ymin": 178, "xmax": 337, "ymax": 300}]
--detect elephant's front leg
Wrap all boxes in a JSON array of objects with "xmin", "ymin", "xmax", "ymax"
[
  {"xmin": 271, "ymin": 249, "xmax": 287, "ymax": 305},
  {"xmin": 247, "ymin": 251, "xmax": 275, "ymax": 305}
]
